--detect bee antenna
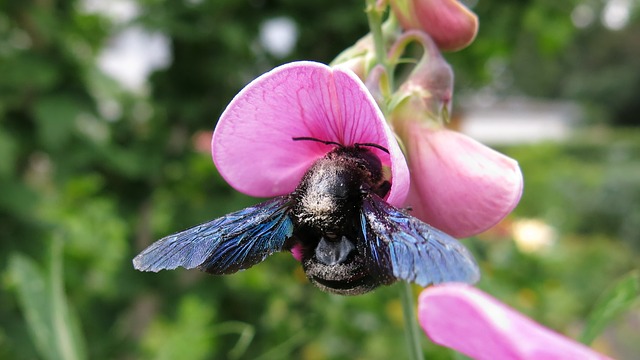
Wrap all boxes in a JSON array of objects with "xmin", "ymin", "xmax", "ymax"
[
  {"xmin": 292, "ymin": 137, "xmax": 389, "ymax": 154},
  {"xmin": 354, "ymin": 143, "xmax": 389, "ymax": 154},
  {"xmin": 292, "ymin": 137, "xmax": 342, "ymax": 147}
]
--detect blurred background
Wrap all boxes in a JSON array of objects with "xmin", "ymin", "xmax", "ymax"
[{"xmin": 1, "ymin": 0, "xmax": 639, "ymax": 359}]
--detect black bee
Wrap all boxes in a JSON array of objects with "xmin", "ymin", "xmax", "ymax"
[{"xmin": 133, "ymin": 138, "xmax": 479, "ymax": 295}]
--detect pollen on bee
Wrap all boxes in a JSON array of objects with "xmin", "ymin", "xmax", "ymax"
[{"xmin": 299, "ymin": 192, "xmax": 335, "ymax": 221}]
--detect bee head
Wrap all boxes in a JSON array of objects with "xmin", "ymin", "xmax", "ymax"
[{"xmin": 301, "ymin": 235, "xmax": 392, "ymax": 295}]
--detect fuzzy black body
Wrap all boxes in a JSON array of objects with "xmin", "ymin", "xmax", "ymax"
[
  {"xmin": 133, "ymin": 144, "xmax": 480, "ymax": 296},
  {"xmin": 290, "ymin": 147, "xmax": 393, "ymax": 295}
]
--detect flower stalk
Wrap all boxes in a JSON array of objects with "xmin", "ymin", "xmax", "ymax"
[{"xmin": 401, "ymin": 282, "xmax": 424, "ymax": 360}]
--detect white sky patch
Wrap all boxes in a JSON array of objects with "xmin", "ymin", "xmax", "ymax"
[
  {"xmin": 259, "ymin": 17, "xmax": 298, "ymax": 58},
  {"xmin": 81, "ymin": 0, "xmax": 172, "ymax": 93},
  {"xmin": 461, "ymin": 97, "xmax": 578, "ymax": 145},
  {"xmin": 97, "ymin": 26, "xmax": 172, "ymax": 92},
  {"xmin": 80, "ymin": 0, "xmax": 139, "ymax": 24},
  {"xmin": 602, "ymin": 0, "xmax": 632, "ymax": 30},
  {"xmin": 571, "ymin": 3, "xmax": 595, "ymax": 29}
]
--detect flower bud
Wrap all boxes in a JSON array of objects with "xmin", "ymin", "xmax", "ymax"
[
  {"xmin": 331, "ymin": 34, "xmax": 376, "ymax": 80},
  {"xmin": 391, "ymin": 31, "xmax": 453, "ymax": 122},
  {"xmin": 390, "ymin": 0, "xmax": 479, "ymax": 51}
]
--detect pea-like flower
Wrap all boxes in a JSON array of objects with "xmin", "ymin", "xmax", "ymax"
[
  {"xmin": 390, "ymin": 31, "xmax": 523, "ymax": 238},
  {"xmin": 211, "ymin": 61, "xmax": 409, "ymax": 206},
  {"xmin": 418, "ymin": 284, "xmax": 612, "ymax": 360},
  {"xmin": 133, "ymin": 61, "xmax": 481, "ymax": 296}
]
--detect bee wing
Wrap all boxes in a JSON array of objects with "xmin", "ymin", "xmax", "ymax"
[
  {"xmin": 360, "ymin": 194, "xmax": 480, "ymax": 287},
  {"xmin": 133, "ymin": 196, "xmax": 294, "ymax": 275}
]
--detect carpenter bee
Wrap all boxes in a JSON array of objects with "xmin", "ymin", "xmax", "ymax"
[{"xmin": 133, "ymin": 138, "xmax": 479, "ymax": 295}]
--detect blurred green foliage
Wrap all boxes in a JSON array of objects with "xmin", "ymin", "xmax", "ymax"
[{"xmin": 1, "ymin": 0, "xmax": 638, "ymax": 359}]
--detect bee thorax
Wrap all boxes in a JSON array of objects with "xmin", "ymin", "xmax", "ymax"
[{"xmin": 301, "ymin": 192, "xmax": 337, "ymax": 217}]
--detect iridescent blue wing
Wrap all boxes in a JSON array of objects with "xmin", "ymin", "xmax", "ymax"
[
  {"xmin": 133, "ymin": 196, "xmax": 294, "ymax": 275},
  {"xmin": 360, "ymin": 194, "xmax": 480, "ymax": 287}
]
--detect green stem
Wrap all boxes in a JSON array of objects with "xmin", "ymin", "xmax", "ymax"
[
  {"xmin": 401, "ymin": 282, "xmax": 424, "ymax": 360},
  {"xmin": 365, "ymin": 0, "xmax": 394, "ymax": 113},
  {"xmin": 365, "ymin": 1, "xmax": 387, "ymax": 68}
]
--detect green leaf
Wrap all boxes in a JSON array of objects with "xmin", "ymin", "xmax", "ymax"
[
  {"xmin": 579, "ymin": 270, "xmax": 640, "ymax": 345},
  {"xmin": 0, "ymin": 127, "xmax": 18, "ymax": 177},
  {"xmin": 48, "ymin": 237, "xmax": 87, "ymax": 360},
  {"xmin": 9, "ymin": 238, "xmax": 87, "ymax": 360},
  {"xmin": 0, "ymin": 54, "xmax": 59, "ymax": 91},
  {"xmin": 33, "ymin": 95, "xmax": 85, "ymax": 149},
  {"xmin": 211, "ymin": 321, "xmax": 255, "ymax": 360},
  {"xmin": 141, "ymin": 295, "xmax": 216, "ymax": 360},
  {"xmin": 9, "ymin": 254, "xmax": 54, "ymax": 358},
  {"xmin": 0, "ymin": 178, "xmax": 39, "ymax": 218}
]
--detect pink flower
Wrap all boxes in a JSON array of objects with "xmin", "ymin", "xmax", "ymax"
[
  {"xmin": 418, "ymin": 284, "xmax": 612, "ymax": 360},
  {"xmin": 390, "ymin": 31, "xmax": 522, "ymax": 238},
  {"xmin": 390, "ymin": 0, "xmax": 479, "ymax": 51},
  {"xmin": 211, "ymin": 61, "xmax": 409, "ymax": 207},
  {"xmin": 400, "ymin": 122, "xmax": 523, "ymax": 238}
]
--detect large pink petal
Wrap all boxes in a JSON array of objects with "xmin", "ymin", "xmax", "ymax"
[
  {"xmin": 418, "ymin": 284, "xmax": 612, "ymax": 360},
  {"xmin": 212, "ymin": 61, "xmax": 409, "ymax": 205},
  {"xmin": 404, "ymin": 124, "xmax": 523, "ymax": 238}
]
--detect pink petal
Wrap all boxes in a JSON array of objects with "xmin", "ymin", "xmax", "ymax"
[
  {"xmin": 290, "ymin": 244, "xmax": 303, "ymax": 262},
  {"xmin": 404, "ymin": 124, "xmax": 523, "ymax": 238},
  {"xmin": 418, "ymin": 284, "xmax": 612, "ymax": 360},
  {"xmin": 212, "ymin": 61, "xmax": 409, "ymax": 205}
]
